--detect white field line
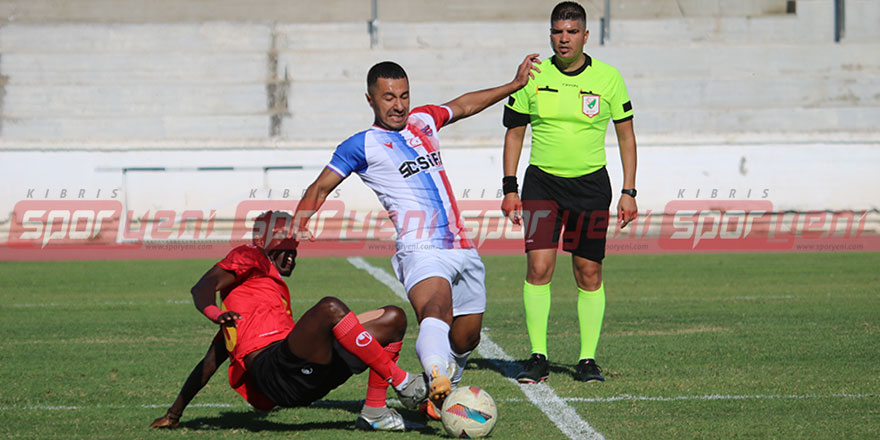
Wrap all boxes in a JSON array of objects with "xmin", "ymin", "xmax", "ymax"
[
  {"xmin": 346, "ymin": 257, "xmax": 604, "ymax": 440},
  {"xmin": 562, "ymin": 393, "xmax": 877, "ymax": 403},
  {"xmin": 6, "ymin": 300, "xmax": 192, "ymax": 308},
  {"xmin": 730, "ymin": 295, "xmax": 794, "ymax": 300},
  {"xmin": 2, "ymin": 393, "xmax": 874, "ymax": 412},
  {"xmin": 5, "ymin": 297, "xmax": 379, "ymax": 309},
  {"xmin": 0, "ymin": 403, "xmax": 236, "ymax": 411},
  {"xmin": 3, "ymin": 294, "xmax": 802, "ymax": 309}
]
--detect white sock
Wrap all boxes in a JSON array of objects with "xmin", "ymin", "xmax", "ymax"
[
  {"xmin": 450, "ymin": 350, "xmax": 471, "ymax": 387},
  {"xmin": 416, "ymin": 317, "xmax": 451, "ymax": 380},
  {"xmin": 392, "ymin": 372, "xmax": 410, "ymax": 391}
]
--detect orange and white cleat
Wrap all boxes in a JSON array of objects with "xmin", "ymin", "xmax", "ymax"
[{"xmin": 428, "ymin": 365, "xmax": 452, "ymax": 409}]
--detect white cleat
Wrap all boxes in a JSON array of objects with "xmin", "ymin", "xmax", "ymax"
[
  {"xmin": 393, "ymin": 372, "xmax": 429, "ymax": 411},
  {"xmin": 355, "ymin": 406, "xmax": 425, "ymax": 431}
]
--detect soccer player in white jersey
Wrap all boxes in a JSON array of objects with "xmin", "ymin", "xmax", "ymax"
[{"xmin": 293, "ymin": 55, "xmax": 539, "ymax": 417}]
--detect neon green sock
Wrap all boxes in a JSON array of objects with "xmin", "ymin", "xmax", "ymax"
[
  {"xmin": 577, "ymin": 283, "xmax": 605, "ymax": 360},
  {"xmin": 523, "ymin": 281, "xmax": 551, "ymax": 356}
]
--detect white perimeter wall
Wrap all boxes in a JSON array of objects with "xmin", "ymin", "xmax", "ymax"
[{"xmin": 2, "ymin": 142, "xmax": 877, "ymax": 232}]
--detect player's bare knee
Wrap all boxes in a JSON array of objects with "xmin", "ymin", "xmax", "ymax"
[
  {"xmin": 575, "ymin": 272, "xmax": 602, "ymax": 291},
  {"xmin": 382, "ymin": 305, "xmax": 408, "ymax": 340},
  {"xmin": 316, "ymin": 296, "xmax": 350, "ymax": 320},
  {"xmin": 527, "ymin": 263, "xmax": 554, "ymax": 285},
  {"xmin": 580, "ymin": 280, "xmax": 601, "ymax": 291}
]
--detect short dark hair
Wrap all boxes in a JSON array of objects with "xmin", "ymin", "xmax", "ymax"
[
  {"xmin": 551, "ymin": 1, "xmax": 587, "ymax": 25},
  {"xmin": 367, "ymin": 61, "xmax": 408, "ymax": 90},
  {"xmin": 253, "ymin": 210, "xmax": 297, "ymax": 250}
]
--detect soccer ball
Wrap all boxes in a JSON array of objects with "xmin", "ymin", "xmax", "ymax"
[{"xmin": 440, "ymin": 386, "xmax": 498, "ymax": 438}]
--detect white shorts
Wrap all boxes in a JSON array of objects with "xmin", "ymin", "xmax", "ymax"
[{"xmin": 391, "ymin": 248, "xmax": 487, "ymax": 317}]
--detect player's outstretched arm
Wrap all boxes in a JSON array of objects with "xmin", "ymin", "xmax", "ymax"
[
  {"xmin": 614, "ymin": 119, "xmax": 638, "ymax": 228},
  {"xmin": 149, "ymin": 331, "xmax": 228, "ymax": 428},
  {"xmin": 293, "ymin": 168, "xmax": 344, "ymax": 241},
  {"xmin": 443, "ymin": 53, "xmax": 540, "ymax": 125}
]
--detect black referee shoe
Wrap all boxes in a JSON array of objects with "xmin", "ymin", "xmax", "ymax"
[
  {"xmin": 516, "ymin": 353, "xmax": 549, "ymax": 383},
  {"xmin": 574, "ymin": 359, "xmax": 605, "ymax": 383}
]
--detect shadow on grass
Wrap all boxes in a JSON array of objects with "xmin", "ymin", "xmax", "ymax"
[
  {"xmin": 465, "ymin": 357, "xmax": 579, "ymax": 381},
  {"xmin": 467, "ymin": 357, "xmax": 522, "ymax": 380},
  {"xmin": 180, "ymin": 410, "xmax": 351, "ymax": 432},
  {"xmin": 178, "ymin": 401, "xmax": 443, "ymax": 436}
]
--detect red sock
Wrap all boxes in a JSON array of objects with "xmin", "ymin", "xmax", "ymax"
[
  {"xmin": 333, "ymin": 312, "xmax": 407, "ymax": 387},
  {"xmin": 365, "ymin": 341, "xmax": 402, "ymax": 408}
]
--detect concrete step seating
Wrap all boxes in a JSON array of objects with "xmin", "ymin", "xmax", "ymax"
[{"xmin": 0, "ymin": 19, "xmax": 877, "ymax": 142}]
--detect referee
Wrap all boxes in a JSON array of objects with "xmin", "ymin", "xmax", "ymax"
[{"xmin": 501, "ymin": 1, "xmax": 637, "ymax": 384}]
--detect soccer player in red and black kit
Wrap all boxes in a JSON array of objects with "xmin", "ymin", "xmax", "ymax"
[{"xmin": 149, "ymin": 211, "xmax": 428, "ymax": 431}]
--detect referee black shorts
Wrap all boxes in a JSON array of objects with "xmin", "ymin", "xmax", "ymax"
[
  {"xmin": 249, "ymin": 339, "xmax": 366, "ymax": 408},
  {"xmin": 521, "ymin": 165, "xmax": 612, "ymax": 263}
]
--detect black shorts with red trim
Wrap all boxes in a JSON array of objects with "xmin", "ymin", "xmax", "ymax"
[
  {"xmin": 521, "ymin": 165, "xmax": 612, "ymax": 262},
  {"xmin": 249, "ymin": 339, "xmax": 366, "ymax": 408}
]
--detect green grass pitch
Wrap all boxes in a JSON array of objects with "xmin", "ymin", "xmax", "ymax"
[{"xmin": 1, "ymin": 252, "xmax": 878, "ymax": 439}]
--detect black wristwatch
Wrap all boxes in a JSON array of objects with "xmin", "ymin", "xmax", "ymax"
[{"xmin": 621, "ymin": 188, "xmax": 637, "ymax": 198}]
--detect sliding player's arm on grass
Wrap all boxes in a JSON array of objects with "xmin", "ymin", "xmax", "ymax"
[
  {"xmin": 150, "ymin": 265, "xmax": 239, "ymax": 428},
  {"xmin": 149, "ymin": 331, "xmax": 228, "ymax": 428},
  {"xmin": 294, "ymin": 169, "xmax": 345, "ymax": 241}
]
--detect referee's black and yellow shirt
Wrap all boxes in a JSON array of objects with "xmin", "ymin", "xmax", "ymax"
[{"xmin": 504, "ymin": 55, "xmax": 633, "ymax": 178}]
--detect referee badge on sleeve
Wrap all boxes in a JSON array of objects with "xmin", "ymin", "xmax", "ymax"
[{"xmin": 582, "ymin": 94, "xmax": 600, "ymax": 118}]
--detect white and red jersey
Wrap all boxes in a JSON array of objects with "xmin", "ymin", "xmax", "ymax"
[{"xmin": 327, "ymin": 105, "xmax": 474, "ymax": 251}]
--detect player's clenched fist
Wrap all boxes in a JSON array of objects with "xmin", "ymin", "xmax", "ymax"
[{"xmin": 217, "ymin": 310, "xmax": 241, "ymax": 327}]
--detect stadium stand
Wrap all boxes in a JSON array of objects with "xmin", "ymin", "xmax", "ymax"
[
  {"xmin": 0, "ymin": 0, "xmax": 877, "ymax": 143},
  {"xmin": 0, "ymin": 0, "xmax": 877, "ymax": 241}
]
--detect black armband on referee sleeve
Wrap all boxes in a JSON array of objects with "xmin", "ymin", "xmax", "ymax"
[
  {"xmin": 502, "ymin": 176, "xmax": 519, "ymax": 195},
  {"xmin": 503, "ymin": 106, "xmax": 530, "ymax": 128}
]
